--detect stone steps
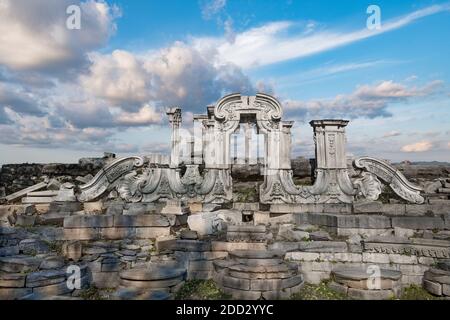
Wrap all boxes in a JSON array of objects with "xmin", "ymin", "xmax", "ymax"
[
  {"xmin": 329, "ymin": 267, "xmax": 402, "ymax": 300},
  {"xmin": 116, "ymin": 264, "xmax": 187, "ymax": 300},
  {"xmin": 213, "ymin": 249, "xmax": 304, "ymax": 300}
]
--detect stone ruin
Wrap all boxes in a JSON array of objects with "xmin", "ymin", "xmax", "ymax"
[{"xmin": 0, "ymin": 92, "xmax": 450, "ymax": 300}]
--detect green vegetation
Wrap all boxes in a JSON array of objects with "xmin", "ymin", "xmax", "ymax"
[
  {"xmin": 175, "ymin": 280, "xmax": 231, "ymax": 300},
  {"xmin": 234, "ymin": 186, "xmax": 258, "ymax": 202},
  {"xmin": 291, "ymin": 281, "xmax": 349, "ymax": 300},
  {"xmin": 78, "ymin": 286, "xmax": 105, "ymax": 300},
  {"xmin": 397, "ymin": 285, "xmax": 438, "ymax": 300}
]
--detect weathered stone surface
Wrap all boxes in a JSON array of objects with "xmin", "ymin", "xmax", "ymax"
[
  {"xmin": 353, "ymin": 201, "xmax": 383, "ymax": 213},
  {"xmin": 310, "ymin": 230, "xmax": 332, "ymax": 241},
  {"xmin": 211, "ymin": 241, "xmax": 266, "ymax": 252},
  {"xmin": 222, "ymin": 275, "xmax": 250, "ymax": 290},
  {"xmin": 269, "ymin": 241, "xmax": 347, "ymax": 253},
  {"xmin": 0, "ymin": 256, "xmax": 42, "ymax": 273},
  {"xmin": 180, "ymin": 229, "xmax": 198, "ymax": 240},
  {"xmin": 135, "ymin": 227, "xmax": 170, "ymax": 239},
  {"xmin": 221, "ymin": 286, "xmax": 261, "ymax": 300},
  {"xmin": 308, "ymin": 214, "xmax": 391, "ymax": 229},
  {"xmin": 120, "ymin": 277, "xmax": 183, "ymax": 289},
  {"xmin": 64, "ymin": 215, "xmax": 113, "ymax": 228},
  {"xmin": 423, "ymin": 279, "xmax": 442, "ymax": 296},
  {"xmin": 391, "ymin": 217, "xmax": 444, "ymax": 229},
  {"xmin": 120, "ymin": 266, "xmax": 186, "ymax": 281},
  {"xmin": 229, "ymin": 250, "xmax": 284, "ymax": 259},
  {"xmin": 424, "ymin": 268, "xmax": 450, "ymax": 284},
  {"xmin": 347, "ymin": 287, "xmax": 395, "ymax": 300},
  {"xmin": 62, "ymin": 241, "xmax": 82, "ymax": 261},
  {"xmin": 0, "ymin": 287, "xmax": 32, "ymax": 300},
  {"xmin": 443, "ymin": 283, "xmax": 450, "ymax": 296},
  {"xmin": 114, "ymin": 215, "xmax": 170, "ymax": 227},
  {"xmin": 64, "ymin": 228, "xmax": 99, "ymax": 240},
  {"xmin": 437, "ymin": 259, "xmax": 450, "ymax": 271},
  {"xmin": 32, "ymin": 281, "xmax": 73, "ymax": 296},
  {"xmin": 15, "ymin": 215, "xmax": 36, "ymax": 227},
  {"xmin": 189, "ymin": 260, "xmax": 214, "ymax": 272},
  {"xmin": 332, "ymin": 268, "xmax": 402, "ymax": 281},
  {"xmin": 0, "ymin": 273, "xmax": 26, "ymax": 288},
  {"xmin": 277, "ymin": 224, "xmax": 309, "ymax": 241},
  {"xmin": 0, "ymin": 246, "xmax": 19, "ymax": 257},
  {"xmin": 26, "ymin": 270, "xmax": 66, "ymax": 288},
  {"xmin": 40, "ymin": 256, "xmax": 65, "ymax": 270},
  {"xmin": 91, "ymin": 271, "xmax": 119, "ymax": 289},
  {"xmin": 19, "ymin": 239, "xmax": 50, "ymax": 255}
]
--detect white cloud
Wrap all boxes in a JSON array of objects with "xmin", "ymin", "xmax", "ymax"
[
  {"xmin": 283, "ymin": 80, "xmax": 443, "ymax": 120},
  {"xmin": 115, "ymin": 105, "xmax": 162, "ymax": 126},
  {"xmin": 0, "ymin": 0, "xmax": 119, "ymax": 71},
  {"xmin": 401, "ymin": 141, "xmax": 434, "ymax": 152},
  {"xmin": 383, "ymin": 131, "xmax": 401, "ymax": 138},
  {"xmin": 81, "ymin": 43, "xmax": 255, "ymax": 112},
  {"xmin": 201, "ymin": 0, "xmax": 227, "ymax": 20},
  {"xmin": 194, "ymin": 4, "xmax": 450, "ymax": 69}
]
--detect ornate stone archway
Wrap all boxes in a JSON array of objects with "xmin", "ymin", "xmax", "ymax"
[{"xmin": 77, "ymin": 93, "xmax": 425, "ymax": 205}]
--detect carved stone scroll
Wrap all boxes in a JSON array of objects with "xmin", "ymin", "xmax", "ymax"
[
  {"xmin": 78, "ymin": 156, "xmax": 144, "ymax": 202},
  {"xmin": 353, "ymin": 156, "xmax": 424, "ymax": 204}
]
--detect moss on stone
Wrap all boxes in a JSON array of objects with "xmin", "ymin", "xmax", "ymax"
[
  {"xmin": 398, "ymin": 284, "xmax": 438, "ymax": 300},
  {"xmin": 291, "ymin": 281, "xmax": 349, "ymax": 300},
  {"xmin": 175, "ymin": 280, "xmax": 231, "ymax": 300}
]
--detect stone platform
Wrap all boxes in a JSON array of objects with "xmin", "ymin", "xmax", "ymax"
[
  {"xmin": 329, "ymin": 267, "xmax": 402, "ymax": 300},
  {"xmin": 213, "ymin": 250, "xmax": 304, "ymax": 300}
]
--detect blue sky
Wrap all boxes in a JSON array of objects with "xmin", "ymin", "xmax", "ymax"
[{"xmin": 0, "ymin": 0, "xmax": 449, "ymax": 164}]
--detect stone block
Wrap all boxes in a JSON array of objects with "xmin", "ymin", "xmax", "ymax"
[
  {"xmin": 91, "ymin": 272, "xmax": 119, "ymax": 289},
  {"xmin": 64, "ymin": 215, "xmax": 113, "ymax": 228},
  {"xmin": 100, "ymin": 227, "xmax": 135, "ymax": 240},
  {"xmin": 221, "ymin": 286, "xmax": 261, "ymax": 300},
  {"xmin": 19, "ymin": 239, "xmax": 50, "ymax": 255},
  {"xmin": 211, "ymin": 241, "xmax": 266, "ymax": 252},
  {"xmin": 26, "ymin": 270, "xmax": 66, "ymax": 288},
  {"xmin": 328, "ymin": 281, "xmax": 348, "ymax": 295},
  {"xmin": 15, "ymin": 215, "xmax": 36, "ymax": 227},
  {"xmin": 320, "ymin": 253, "xmax": 362, "ymax": 263},
  {"xmin": 222, "ymin": 275, "xmax": 250, "ymax": 290},
  {"xmin": 0, "ymin": 246, "xmax": 19, "ymax": 257},
  {"xmin": 302, "ymin": 271, "xmax": 330, "ymax": 284},
  {"xmin": 388, "ymin": 254, "xmax": 417, "ymax": 264},
  {"xmin": 380, "ymin": 204, "xmax": 406, "ymax": 216},
  {"xmin": 353, "ymin": 201, "xmax": 383, "ymax": 214},
  {"xmin": 0, "ymin": 288, "xmax": 32, "ymax": 300},
  {"xmin": 347, "ymin": 288, "xmax": 395, "ymax": 300},
  {"xmin": 0, "ymin": 256, "xmax": 42, "ymax": 273},
  {"xmin": 391, "ymin": 217, "xmax": 444, "ymax": 230},
  {"xmin": 83, "ymin": 202, "xmax": 104, "ymax": 213},
  {"xmin": 62, "ymin": 241, "xmax": 82, "ymax": 262},
  {"xmin": 189, "ymin": 260, "xmax": 214, "ymax": 272},
  {"xmin": 362, "ymin": 253, "xmax": 390, "ymax": 264},
  {"xmin": 114, "ymin": 215, "xmax": 170, "ymax": 227},
  {"xmin": 405, "ymin": 205, "xmax": 431, "ymax": 216},
  {"xmin": 423, "ymin": 279, "xmax": 442, "ymax": 296},
  {"xmin": 187, "ymin": 271, "xmax": 213, "ymax": 280},
  {"xmin": 135, "ymin": 227, "xmax": 170, "ymax": 239},
  {"xmin": 32, "ymin": 281, "xmax": 73, "ymax": 296},
  {"xmin": 0, "ymin": 273, "xmax": 26, "ymax": 288},
  {"xmin": 63, "ymin": 228, "xmax": 99, "ymax": 240},
  {"xmin": 443, "ymin": 284, "xmax": 450, "ymax": 296},
  {"xmin": 286, "ymin": 252, "xmax": 320, "ymax": 262}
]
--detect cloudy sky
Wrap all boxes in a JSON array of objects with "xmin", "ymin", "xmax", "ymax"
[{"xmin": 0, "ymin": 0, "xmax": 449, "ymax": 164}]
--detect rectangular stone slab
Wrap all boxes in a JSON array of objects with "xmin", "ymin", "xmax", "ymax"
[
  {"xmin": 114, "ymin": 215, "xmax": 170, "ymax": 227},
  {"xmin": 5, "ymin": 182, "xmax": 47, "ymax": 203},
  {"xmin": 64, "ymin": 216, "xmax": 114, "ymax": 228}
]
